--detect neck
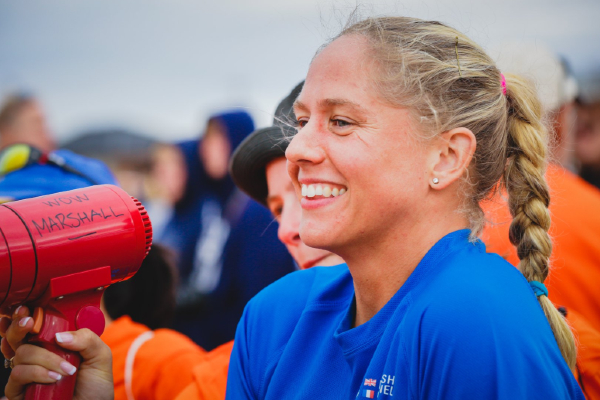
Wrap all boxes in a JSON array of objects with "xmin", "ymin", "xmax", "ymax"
[{"xmin": 343, "ymin": 203, "xmax": 468, "ymax": 327}]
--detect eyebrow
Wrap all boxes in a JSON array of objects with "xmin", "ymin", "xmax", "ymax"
[{"xmin": 294, "ymin": 98, "xmax": 366, "ymax": 113}]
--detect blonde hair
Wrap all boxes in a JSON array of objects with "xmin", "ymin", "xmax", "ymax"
[{"xmin": 336, "ymin": 16, "xmax": 576, "ymax": 368}]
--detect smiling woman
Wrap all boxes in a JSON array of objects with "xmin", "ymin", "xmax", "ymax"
[{"xmin": 225, "ymin": 16, "xmax": 585, "ymax": 400}]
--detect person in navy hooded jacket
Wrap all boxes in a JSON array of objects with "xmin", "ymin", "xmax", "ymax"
[{"xmin": 160, "ymin": 110, "xmax": 295, "ymax": 351}]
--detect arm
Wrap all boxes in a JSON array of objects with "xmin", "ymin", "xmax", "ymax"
[{"xmin": 225, "ymin": 308, "xmax": 256, "ymax": 400}]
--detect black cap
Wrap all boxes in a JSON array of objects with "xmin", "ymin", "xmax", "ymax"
[{"xmin": 230, "ymin": 81, "xmax": 304, "ymax": 206}]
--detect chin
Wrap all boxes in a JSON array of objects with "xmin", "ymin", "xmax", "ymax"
[{"xmin": 300, "ymin": 224, "xmax": 341, "ymax": 254}]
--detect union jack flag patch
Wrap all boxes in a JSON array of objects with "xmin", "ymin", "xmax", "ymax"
[{"xmin": 364, "ymin": 378, "xmax": 377, "ymax": 387}]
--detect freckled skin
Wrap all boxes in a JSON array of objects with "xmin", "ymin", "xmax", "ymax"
[{"xmin": 286, "ymin": 35, "xmax": 431, "ymax": 255}]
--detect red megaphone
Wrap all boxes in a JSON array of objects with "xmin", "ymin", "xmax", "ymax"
[{"xmin": 0, "ymin": 184, "xmax": 152, "ymax": 399}]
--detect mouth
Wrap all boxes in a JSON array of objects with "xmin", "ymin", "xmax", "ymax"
[
  {"xmin": 301, "ymin": 254, "xmax": 333, "ymax": 269},
  {"xmin": 300, "ymin": 183, "xmax": 348, "ymax": 200}
]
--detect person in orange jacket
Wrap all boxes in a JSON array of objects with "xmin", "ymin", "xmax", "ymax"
[
  {"xmin": 101, "ymin": 244, "xmax": 207, "ymax": 400},
  {"xmin": 174, "ymin": 82, "xmax": 346, "ymax": 400},
  {"xmin": 482, "ymin": 43, "xmax": 600, "ymax": 399}
]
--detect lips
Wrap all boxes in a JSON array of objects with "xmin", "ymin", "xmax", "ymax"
[{"xmin": 301, "ymin": 254, "xmax": 332, "ymax": 269}]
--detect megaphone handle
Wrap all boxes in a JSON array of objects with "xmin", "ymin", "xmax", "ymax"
[{"xmin": 23, "ymin": 341, "xmax": 81, "ymax": 400}]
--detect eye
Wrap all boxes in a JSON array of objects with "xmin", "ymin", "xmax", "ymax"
[
  {"xmin": 269, "ymin": 205, "xmax": 283, "ymax": 220},
  {"xmin": 296, "ymin": 118, "xmax": 308, "ymax": 129},
  {"xmin": 330, "ymin": 118, "xmax": 354, "ymax": 135},
  {"xmin": 331, "ymin": 119, "xmax": 352, "ymax": 128}
]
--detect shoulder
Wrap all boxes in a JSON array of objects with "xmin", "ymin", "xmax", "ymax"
[
  {"xmin": 237, "ymin": 264, "xmax": 351, "ymax": 356},
  {"xmin": 228, "ymin": 265, "xmax": 351, "ymax": 398},
  {"xmin": 53, "ymin": 149, "xmax": 118, "ymax": 185},
  {"xmin": 412, "ymin": 247, "xmax": 539, "ymax": 330},
  {"xmin": 396, "ymin": 248, "xmax": 581, "ymax": 398},
  {"xmin": 101, "ymin": 316, "xmax": 148, "ymax": 349},
  {"xmin": 245, "ymin": 264, "xmax": 352, "ymax": 320},
  {"xmin": 133, "ymin": 328, "xmax": 206, "ymax": 400},
  {"xmin": 151, "ymin": 328, "xmax": 206, "ymax": 357},
  {"xmin": 403, "ymin": 248, "xmax": 574, "ymax": 377}
]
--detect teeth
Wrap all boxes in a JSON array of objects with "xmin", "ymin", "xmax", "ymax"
[{"xmin": 301, "ymin": 183, "xmax": 347, "ymax": 198}]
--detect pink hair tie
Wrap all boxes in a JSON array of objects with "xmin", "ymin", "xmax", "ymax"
[{"xmin": 500, "ymin": 73, "xmax": 507, "ymax": 96}]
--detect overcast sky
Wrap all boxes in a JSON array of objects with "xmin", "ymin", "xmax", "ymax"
[{"xmin": 1, "ymin": 0, "xmax": 599, "ymax": 143}]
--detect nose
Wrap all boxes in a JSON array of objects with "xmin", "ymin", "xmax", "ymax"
[
  {"xmin": 285, "ymin": 120, "xmax": 326, "ymax": 167},
  {"xmin": 277, "ymin": 196, "xmax": 302, "ymax": 248}
]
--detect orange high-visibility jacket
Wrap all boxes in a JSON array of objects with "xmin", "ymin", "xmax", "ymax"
[
  {"xmin": 101, "ymin": 316, "xmax": 206, "ymax": 400},
  {"xmin": 175, "ymin": 341, "xmax": 234, "ymax": 400}
]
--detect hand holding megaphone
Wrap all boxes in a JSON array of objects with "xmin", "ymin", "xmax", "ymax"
[{"xmin": 1, "ymin": 314, "xmax": 113, "ymax": 400}]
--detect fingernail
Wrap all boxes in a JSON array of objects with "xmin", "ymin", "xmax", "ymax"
[
  {"xmin": 48, "ymin": 371, "xmax": 62, "ymax": 381},
  {"xmin": 55, "ymin": 332, "xmax": 73, "ymax": 343},
  {"xmin": 15, "ymin": 306, "xmax": 23, "ymax": 315},
  {"xmin": 60, "ymin": 361, "xmax": 77, "ymax": 376},
  {"xmin": 18, "ymin": 317, "xmax": 31, "ymax": 327}
]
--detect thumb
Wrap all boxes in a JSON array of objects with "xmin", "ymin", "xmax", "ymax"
[{"xmin": 55, "ymin": 329, "xmax": 112, "ymax": 367}]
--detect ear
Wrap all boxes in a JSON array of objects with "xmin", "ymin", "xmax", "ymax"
[{"xmin": 428, "ymin": 127, "xmax": 476, "ymax": 190}]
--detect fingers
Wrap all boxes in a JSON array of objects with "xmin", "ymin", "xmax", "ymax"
[
  {"xmin": 14, "ymin": 344, "xmax": 77, "ymax": 377},
  {"xmin": 5, "ymin": 364, "xmax": 63, "ymax": 400},
  {"xmin": 0, "ymin": 316, "xmax": 10, "ymax": 336},
  {"xmin": 55, "ymin": 329, "xmax": 112, "ymax": 367},
  {"xmin": 1, "ymin": 337, "xmax": 15, "ymax": 359},
  {"xmin": 3, "ymin": 306, "xmax": 33, "ymax": 353},
  {"xmin": 4, "ymin": 343, "xmax": 78, "ymax": 400}
]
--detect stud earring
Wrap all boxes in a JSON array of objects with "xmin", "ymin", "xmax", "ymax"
[{"xmin": 432, "ymin": 178, "xmax": 439, "ymax": 184}]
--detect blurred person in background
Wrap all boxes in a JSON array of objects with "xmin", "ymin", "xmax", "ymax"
[
  {"xmin": 575, "ymin": 71, "xmax": 600, "ymax": 189},
  {"xmin": 177, "ymin": 81, "xmax": 344, "ymax": 400},
  {"xmin": 143, "ymin": 143, "xmax": 188, "ymax": 238},
  {"xmin": 0, "ymin": 146, "xmax": 207, "ymax": 400},
  {"xmin": 160, "ymin": 110, "xmax": 295, "ymax": 351},
  {"xmin": 102, "ymin": 244, "xmax": 206, "ymax": 400},
  {"xmin": 0, "ymin": 93, "xmax": 55, "ymax": 153},
  {"xmin": 482, "ymin": 44, "xmax": 600, "ymax": 398}
]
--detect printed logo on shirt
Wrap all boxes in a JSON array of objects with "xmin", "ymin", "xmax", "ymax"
[
  {"xmin": 364, "ymin": 378, "xmax": 377, "ymax": 387},
  {"xmin": 363, "ymin": 389, "xmax": 375, "ymax": 398},
  {"xmin": 378, "ymin": 374, "xmax": 395, "ymax": 397}
]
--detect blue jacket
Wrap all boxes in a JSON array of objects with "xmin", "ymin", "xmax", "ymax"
[
  {"xmin": 160, "ymin": 110, "xmax": 295, "ymax": 350},
  {"xmin": 0, "ymin": 149, "xmax": 117, "ymax": 201},
  {"xmin": 227, "ymin": 230, "xmax": 584, "ymax": 399}
]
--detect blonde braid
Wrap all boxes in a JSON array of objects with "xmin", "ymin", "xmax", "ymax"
[{"xmin": 503, "ymin": 73, "xmax": 577, "ymax": 369}]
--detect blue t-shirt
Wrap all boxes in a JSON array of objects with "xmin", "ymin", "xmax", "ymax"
[{"xmin": 226, "ymin": 230, "xmax": 584, "ymax": 399}]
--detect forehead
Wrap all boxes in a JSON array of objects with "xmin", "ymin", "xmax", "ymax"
[{"xmin": 298, "ymin": 35, "xmax": 378, "ymax": 108}]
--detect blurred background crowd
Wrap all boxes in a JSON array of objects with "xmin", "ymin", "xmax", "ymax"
[{"xmin": 1, "ymin": 0, "xmax": 600, "ymax": 398}]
